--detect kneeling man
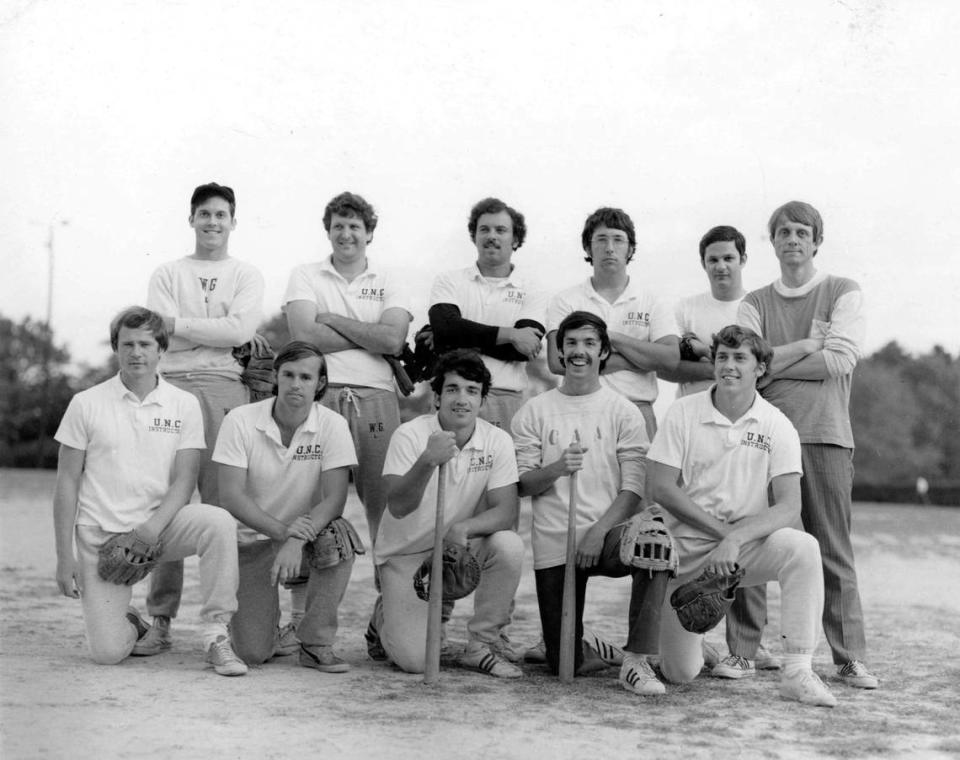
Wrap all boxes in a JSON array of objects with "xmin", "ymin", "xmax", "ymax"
[
  {"xmin": 214, "ymin": 341, "xmax": 360, "ymax": 672},
  {"xmin": 375, "ymin": 349, "xmax": 524, "ymax": 678},
  {"xmin": 646, "ymin": 325, "xmax": 836, "ymax": 707},
  {"xmin": 512, "ymin": 311, "xmax": 668, "ymax": 696},
  {"xmin": 53, "ymin": 306, "xmax": 245, "ymax": 676}
]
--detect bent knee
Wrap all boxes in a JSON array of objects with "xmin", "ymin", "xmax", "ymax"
[
  {"xmin": 383, "ymin": 639, "xmax": 425, "ymax": 674},
  {"xmin": 483, "ymin": 530, "xmax": 524, "ymax": 564},
  {"xmin": 660, "ymin": 657, "xmax": 701, "ymax": 685},
  {"xmin": 89, "ymin": 642, "xmax": 132, "ymax": 665},
  {"xmin": 771, "ymin": 528, "xmax": 821, "ymax": 564}
]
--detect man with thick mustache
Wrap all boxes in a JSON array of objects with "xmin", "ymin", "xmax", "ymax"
[
  {"xmin": 428, "ymin": 197, "xmax": 547, "ymax": 433},
  {"xmin": 512, "ymin": 311, "xmax": 668, "ymax": 696}
]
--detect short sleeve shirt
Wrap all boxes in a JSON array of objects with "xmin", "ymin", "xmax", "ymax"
[
  {"xmin": 54, "ymin": 374, "xmax": 206, "ymax": 532},
  {"xmin": 547, "ymin": 278, "xmax": 678, "ymax": 402},
  {"xmin": 212, "ymin": 398, "xmax": 358, "ymax": 543},
  {"xmin": 282, "ymin": 256, "xmax": 411, "ymax": 391},
  {"xmin": 374, "ymin": 414, "xmax": 518, "ymax": 562}
]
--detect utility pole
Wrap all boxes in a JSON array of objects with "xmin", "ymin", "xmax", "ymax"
[{"xmin": 35, "ymin": 219, "xmax": 69, "ymax": 467}]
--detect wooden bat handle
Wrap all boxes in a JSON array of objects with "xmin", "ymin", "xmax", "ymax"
[
  {"xmin": 558, "ymin": 469, "xmax": 578, "ymax": 683},
  {"xmin": 424, "ymin": 465, "xmax": 447, "ymax": 685}
]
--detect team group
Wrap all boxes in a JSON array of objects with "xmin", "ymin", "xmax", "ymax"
[{"xmin": 52, "ymin": 184, "xmax": 877, "ymax": 709}]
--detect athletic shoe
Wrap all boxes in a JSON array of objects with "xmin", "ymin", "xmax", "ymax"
[
  {"xmin": 125, "ymin": 607, "xmax": 150, "ymax": 644},
  {"xmin": 205, "ymin": 635, "xmax": 248, "ymax": 677},
  {"xmin": 365, "ymin": 621, "xmax": 387, "ymax": 661},
  {"xmin": 712, "ymin": 654, "xmax": 756, "ymax": 679},
  {"xmin": 492, "ymin": 632, "xmax": 524, "ymax": 664},
  {"xmin": 755, "ymin": 644, "xmax": 781, "ymax": 671},
  {"xmin": 838, "ymin": 660, "xmax": 879, "ymax": 689},
  {"xmin": 458, "ymin": 641, "xmax": 523, "ymax": 679},
  {"xmin": 702, "ymin": 640, "xmax": 721, "ymax": 669},
  {"xmin": 779, "ymin": 670, "xmax": 837, "ymax": 707},
  {"xmin": 619, "ymin": 654, "xmax": 666, "ymax": 696},
  {"xmin": 273, "ymin": 622, "xmax": 299, "ymax": 657},
  {"xmin": 523, "ymin": 638, "xmax": 547, "ymax": 664},
  {"xmin": 300, "ymin": 644, "xmax": 350, "ymax": 673},
  {"xmin": 582, "ymin": 628, "xmax": 625, "ymax": 666},
  {"xmin": 131, "ymin": 614, "xmax": 171, "ymax": 657}
]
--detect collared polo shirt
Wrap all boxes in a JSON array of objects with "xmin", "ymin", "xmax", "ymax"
[
  {"xmin": 375, "ymin": 414, "xmax": 518, "ymax": 563},
  {"xmin": 647, "ymin": 388, "xmax": 802, "ymax": 547},
  {"xmin": 282, "ymin": 255, "xmax": 411, "ymax": 392},
  {"xmin": 547, "ymin": 278, "xmax": 678, "ymax": 402},
  {"xmin": 54, "ymin": 374, "xmax": 206, "ymax": 532},
  {"xmin": 429, "ymin": 264, "xmax": 548, "ymax": 392},
  {"xmin": 212, "ymin": 398, "xmax": 358, "ymax": 543}
]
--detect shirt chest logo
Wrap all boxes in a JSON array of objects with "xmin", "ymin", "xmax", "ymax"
[
  {"xmin": 292, "ymin": 444, "xmax": 324, "ymax": 462},
  {"xmin": 148, "ymin": 418, "xmax": 182, "ymax": 434},
  {"xmin": 199, "ymin": 277, "xmax": 218, "ymax": 304},
  {"xmin": 740, "ymin": 431, "xmax": 771, "ymax": 453},
  {"xmin": 621, "ymin": 311, "xmax": 650, "ymax": 327},
  {"xmin": 502, "ymin": 289, "xmax": 525, "ymax": 305},
  {"xmin": 467, "ymin": 453, "xmax": 494, "ymax": 473},
  {"xmin": 357, "ymin": 287, "xmax": 385, "ymax": 302}
]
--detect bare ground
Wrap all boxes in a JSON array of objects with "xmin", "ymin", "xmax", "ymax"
[{"xmin": 2, "ymin": 468, "xmax": 959, "ymax": 759}]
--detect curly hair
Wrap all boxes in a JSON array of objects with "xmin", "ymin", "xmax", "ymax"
[
  {"xmin": 467, "ymin": 197, "xmax": 527, "ymax": 249},
  {"xmin": 323, "ymin": 191, "xmax": 378, "ymax": 234},
  {"xmin": 429, "ymin": 348, "xmax": 492, "ymax": 399}
]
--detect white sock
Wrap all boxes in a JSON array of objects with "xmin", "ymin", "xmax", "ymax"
[
  {"xmin": 781, "ymin": 652, "xmax": 813, "ymax": 678},
  {"xmin": 290, "ymin": 586, "xmax": 307, "ymax": 626}
]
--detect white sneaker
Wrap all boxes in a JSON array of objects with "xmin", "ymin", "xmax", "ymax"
[
  {"xmin": 755, "ymin": 644, "xmax": 781, "ymax": 670},
  {"xmin": 619, "ymin": 654, "xmax": 666, "ymax": 696},
  {"xmin": 838, "ymin": 660, "xmax": 879, "ymax": 689},
  {"xmin": 205, "ymin": 635, "xmax": 248, "ymax": 677},
  {"xmin": 779, "ymin": 669, "xmax": 837, "ymax": 707},
  {"xmin": 712, "ymin": 654, "xmax": 756, "ymax": 679},
  {"xmin": 523, "ymin": 638, "xmax": 547, "ymax": 664},
  {"xmin": 582, "ymin": 628, "xmax": 625, "ymax": 666},
  {"xmin": 458, "ymin": 641, "xmax": 523, "ymax": 679}
]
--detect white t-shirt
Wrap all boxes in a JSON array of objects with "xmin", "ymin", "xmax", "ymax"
[
  {"xmin": 54, "ymin": 374, "xmax": 206, "ymax": 532},
  {"xmin": 646, "ymin": 389, "xmax": 802, "ymax": 559},
  {"xmin": 282, "ymin": 255, "xmax": 411, "ymax": 392},
  {"xmin": 147, "ymin": 256, "xmax": 264, "ymax": 377},
  {"xmin": 547, "ymin": 278, "xmax": 678, "ymax": 403},
  {"xmin": 512, "ymin": 386, "xmax": 649, "ymax": 570},
  {"xmin": 674, "ymin": 290, "xmax": 743, "ymax": 397},
  {"xmin": 429, "ymin": 264, "xmax": 548, "ymax": 392},
  {"xmin": 212, "ymin": 398, "xmax": 358, "ymax": 544},
  {"xmin": 375, "ymin": 414, "xmax": 518, "ymax": 563}
]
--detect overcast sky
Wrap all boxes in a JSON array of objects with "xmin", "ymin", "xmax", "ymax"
[{"xmin": 2, "ymin": 0, "xmax": 958, "ymax": 370}]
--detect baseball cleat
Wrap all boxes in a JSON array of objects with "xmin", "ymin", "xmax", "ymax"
[
  {"xmin": 779, "ymin": 670, "xmax": 837, "ymax": 707},
  {"xmin": 755, "ymin": 644, "xmax": 781, "ymax": 671},
  {"xmin": 205, "ymin": 635, "xmax": 248, "ymax": 677},
  {"xmin": 459, "ymin": 641, "xmax": 523, "ymax": 679},
  {"xmin": 131, "ymin": 614, "xmax": 172, "ymax": 656},
  {"xmin": 712, "ymin": 654, "xmax": 756, "ymax": 679},
  {"xmin": 582, "ymin": 628, "xmax": 625, "ymax": 666},
  {"xmin": 300, "ymin": 644, "xmax": 350, "ymax": 673},
  {"xmin": 838, "ymin": 660, "xmax": 879, "ymax": 689},
  {"xmin": 273, "ymin": 622, "xmax": 299, "ymax": 657},
  {"xmin": 619, "ymin": 654, "xmax": 666, "ymax": 696}
]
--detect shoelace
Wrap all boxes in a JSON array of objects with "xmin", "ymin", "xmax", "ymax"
[{"xmin": 723, "ymin": 655, "xmax": 752, "ymax": 669}]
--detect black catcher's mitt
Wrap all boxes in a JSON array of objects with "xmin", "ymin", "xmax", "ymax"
[
  {"xmin": 670, "ymin": 565, "xmax": 746, "ymax": 634},
  {"xmin": 413, "ymin": 540, "xmax": 481, "ymax": 602},
  {"xmin": 619, "ymin": 509, "xmax": 678, "ymax": 577},
  {"xmin": 97, "ymin": 530, "xmax": 162, "ymax": 586},
  {"xmin": 233, "ymin": 335, "xmax": 276, "ymax": 402},
  {"xmin": 304, "ymin": 517, "xmax": 366, "ymax": 571}
]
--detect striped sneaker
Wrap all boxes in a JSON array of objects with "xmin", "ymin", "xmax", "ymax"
[
  {"xmin": 459, "ymin": 641, "xmax": 523, "ymax": 679},
  {"xmin": 619, "ymin": 654, "xmax": 666, "ymax": 696},
  {"xmin": 838, "ymin": 660, "xmax": 879, "ymax": 689},
  {"xmin": 712, "ymin": 654, "xmax": 756, "ymax": 679},
  {"xmin": 582, "ymin": 628, "xmax": 625, "ymax": 666}
]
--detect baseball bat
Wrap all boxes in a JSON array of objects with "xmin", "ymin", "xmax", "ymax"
[
  {"xmin": 558, "ymin": 431, "xmax": 581, "ymax": 684},
  {"xmin": 423, "ymin": 464, "xmax": 447, "ymax": 685}
]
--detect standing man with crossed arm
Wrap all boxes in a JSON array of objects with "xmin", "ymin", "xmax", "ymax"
[
  {"xmin": 428, "ymin": 197, "xmax": 547, "ymax": 432},
  {"xmin": 141, "ymin": 182, "xmax": 264, "ymax": 655},
  {"xmin": 736, "ymin": 200, "xmax": 877, "ymax": 690}
]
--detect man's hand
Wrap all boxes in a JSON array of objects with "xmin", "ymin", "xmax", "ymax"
[
  {"xmin": 250, "ymin": 333, "xmax": 273, "ymax": 355},
  {"xmin": 423, "ymin": 430, "xmax": 458, "ymax": 467},
  {"xmin": 508, "ymin": 326, "xmax": 544, "ymax": 359},
  {"xmin": 444, "ymin": 522, "xmax": 469, "ymax": 548},
  {"xmin": 271, "ymin": 539, "xmax": 306, "ymax": 585},
  {"xmin": 284, "ymin": 515, "xmax": 317, "ymax": 542},
  {"xmin": 702, "ymin": 536, "xmax": 742, "ymax": 576},
  {"xmin": 576, "ymin": 522, "xmax": 605, "ymax": 569},
  {"xmin": 553, "ymin": 442, "xmax": 588, "ymax": 476},
  {"xmin": 56, "ymin": 554, "xmax": 82, "ymax": 598},
  {"xmin": 131, "ymin": 521, "xmax": 162, "ymax": 548}
]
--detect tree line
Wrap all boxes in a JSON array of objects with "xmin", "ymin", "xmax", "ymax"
[{"xmin": 2, "ymin": 312, "xmax": 957, "ymax": 505}]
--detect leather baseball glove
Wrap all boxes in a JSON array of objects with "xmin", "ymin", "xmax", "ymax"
[
  {"xmin": 670, "ymin": 565, "xmax": 746, "ymax": 634},
  {"xmin": 413, "ymin": 540, "xmax": 481, "ymax": 602},
  {"xmin": 304, "ymin": 517, "xmax": 366, "ymax": 571},
  {"xmin": 619, "ymin": 508, "xmax": 678, "ymax": 577},
  {"xmin": 97, "ymin": 530, "xmax": 162, "ymax": 586},
  {"xmin": 233, "ymin": 335, "xmax": 276, "ymax": 402}
]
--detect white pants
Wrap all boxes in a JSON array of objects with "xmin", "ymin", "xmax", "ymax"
[
  {"xmin": 659, "ymin": 528, "xmax": 823, "ymax": 684},
  {"xmin": 75, "ymin": 503, "xmax": 239, "ymax": 665},
  {"xmin": 378, "ymin": 530, "xmax": 523, "ymax": 674}
]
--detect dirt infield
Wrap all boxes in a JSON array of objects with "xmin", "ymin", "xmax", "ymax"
[{"xmin": 2, "ymin": 468, "xmax": 959, "ymax": 759}]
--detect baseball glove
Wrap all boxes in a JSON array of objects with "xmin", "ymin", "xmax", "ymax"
[
  {"xmin": 233, "ymin": 336, "xmax": 276, "ymax": 402},
  {"xmin": 97, "ymin": 530, "xmax": 162, "ymax": 586},
  {"xmin": 670, "ymin": 565, "xmax": 746, "ymax": 634},
  {"xmin": 413, "ymin": 540, "xmax": 481, "ymax": 602},
  {"xmin": 384, "ymin": 352, "xmax": 416, "ymax": 397},
  {"xmin": 619, "ymin": 509, "xmax": 678, "ymax": 577},
  {"xmin": 304, "ymin": 517, "xmax": 366, "ymax": 571},
  {"xmin": 679, "ymin": 333, "xmax": 707, "ymax": 363}
]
